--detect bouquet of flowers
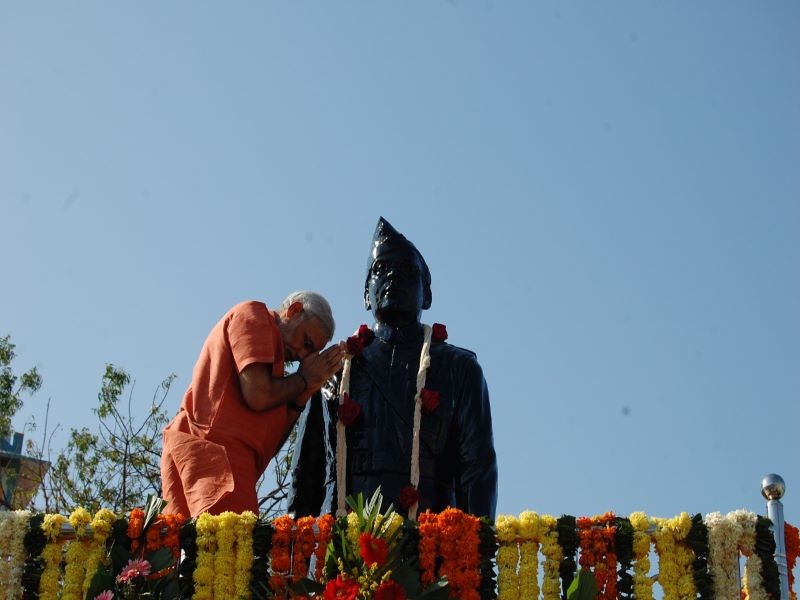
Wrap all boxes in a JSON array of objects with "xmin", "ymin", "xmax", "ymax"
[{"xmin": 294, "ymin": 488, "xmax": 448, "ymax": 599}]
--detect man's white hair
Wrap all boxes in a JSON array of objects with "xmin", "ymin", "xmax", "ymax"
[{"xmin": 279, "ymin": 291, "xmax": 336, "ymax": 340}]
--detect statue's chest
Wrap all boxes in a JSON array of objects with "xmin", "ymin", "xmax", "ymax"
[{"xmin": 348, "ymin": 355, "xmax": 453, "ymax": 455}]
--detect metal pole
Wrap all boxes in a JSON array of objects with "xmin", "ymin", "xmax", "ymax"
[{"xmin": 762, "ymin": 474, "xmax": 790, "ymax": 600}]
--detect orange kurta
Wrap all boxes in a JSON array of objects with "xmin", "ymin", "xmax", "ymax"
[{"xmin": 160, "ymin": 301, "xmax": 289, "ymax": 516}]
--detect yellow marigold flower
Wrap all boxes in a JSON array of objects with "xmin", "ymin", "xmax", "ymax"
[
  {"xmin": 518, "ymin": 511, "xmax": 540, "ymax": 541},
  {"xmin": 495, "ymin": 514, "xmax": 519, "ymax": 543}
]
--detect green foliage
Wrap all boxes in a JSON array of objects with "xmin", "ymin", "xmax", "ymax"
[
  {"xmin": 0, "ymin": 334, "xmax": 42, "ymax": 439},
  {"xmin": 567, "ymin": 569, "xmax": 598, "ymax": 600},
  {"xmin": 43, "ymin": 365, "xmax": 176, "ymax": 513}
]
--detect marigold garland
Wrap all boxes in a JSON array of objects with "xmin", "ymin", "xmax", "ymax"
[
  {"xmin": 653, "ymin": 512, "xmax": 697, "ymax": 600},
  {"xmin": 495, "ymin": 514, "xmax": 520, "ymax": 600},
  {"xmin": 557, "ymin": 515, "xmax": 579, "ymax": 597},
  {"xmin": 540, "ymin": 515, "xmax": 564, "ymax": 600},
  {"xmin": 38, "ymin": 513, "xmax": 66, "ymax": 600},
  {"xmin": 786, "ymin": 522, "xmax": 799, "ymax": 600},
  {"xmin": 127, "ymin": 507, "xmax": 145, "ymax": 556},
  {"xmin": 518, "ymin": 512, "xmax": 541, "ymax": 600},
  {"xmin": 145, "ymin": 512, "xmax": 187, "ymax": 560},
  {"xmin": 235, "ymin": 512, "xmax": 257, "ymax": 600},
  {"xmin": 437, "ymin": 508, "xmax": 481, "ymax": 600},
  {"xmin": 704, "ymin": 512, "xmax": 741, "ymax": 600},
  {"xmin": 315, "ymin": 514, "xmax": 336, "ymax": 581},
  {"xmin": 62, "ymin": 507, "xmax": 92, "ymax": 600},
  {"xmin": 0, "ymin": 510, "xmax": 31, "ymax": 600},
  {"xmin": 194, "ymin": 512, "xmax": 217, "ymax": 600},
  {"xmin": 213, "ymin": 512, "xmax": 238, "ymax": 599},
  {"xmin": 21, "ymin": 513, "xmax": 46, "ymax": 599},
  {"xmin": 614, "ymin": 517, "xmax": 634, "ymax": 600},
  {"xmin": 269, "ymin": 514, "xmax": 294, "ymax": 596},
  {"xmin": 629, "ymin": 512, "xmax": 654, "ymax": 600},
  {"xmin": 418, "ymin": 511, "xmax": 440, "ymax": 588},
  {"xmin": 577, "ymin": 512, "xmax": 617, "ymax": 600}
]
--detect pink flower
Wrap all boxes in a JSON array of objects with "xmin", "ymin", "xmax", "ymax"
[
  {"xmin": 94, "ymin": 592, "xmax": 115, "ymax": 600},
  {"xmin": 116, "ymin": 558, "xmax": 152, "ymax": 583}
]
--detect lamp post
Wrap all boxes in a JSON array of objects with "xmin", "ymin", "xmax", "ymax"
[{"xmin": 762, "ymin": 473, "xmax": 789, "ymax": 600}]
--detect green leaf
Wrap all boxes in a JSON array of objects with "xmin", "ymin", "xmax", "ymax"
[
  {"xmin": 143, "ymin": 495, "xmax": 168, "ymax": 531},
  {"xmin": 290, "ymin": 578, "xmax": 326, "ymax": 594},
  {"xmin": 84, "ymin": 564, "xmax": 115, "ymax": 600},
  {"xmin": 147, "ymin": 547, "xmax": 175, "ymax": 572},
  {"xmin": 413, "ymin": 578, "xmax": 450, "ymax": 600},
  {"xmin": 567, "ymin": 569, "xmax": 598, "ymax": 600}
]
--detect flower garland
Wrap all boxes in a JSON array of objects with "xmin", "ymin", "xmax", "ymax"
[
  {"xmin": 292, "ymin": 514, "xmax": 317, "ymax": 592},
  {"xmin": 191, "ymin": 511, "xmax": 257, "ymax": 600},
  {"xmin": 478, "ymin": 517, "xmax": 499, "ymax": 600},
  {"xmin": 62, "ymin": 507, "xmax": 92, "ymax": 600},
  {"xmin": 179, "ymin": 518, "xmax": 199, "ymax": 599},
  {"xmin": 704, "ymin": 512, "xmax": 741, "ymax": 600},
  {"xmin": 315, "ymin": 514, "xmax": 335, "ymax": 581},
  {"xmin": 557, "ymin": 515, "xmax": 579, "ymax": 596},
  {"xmin": 753, "ymin": 516, "xmax": 780, "ymax": 600},
  {"xmin": 495, "ymin": 514, "xmax": 519, "ymax": 600},
  {"xmin": 127, "ymin": 507, "xmax": 145, "ymax": 556},
  {"xmin": 38, "ymin": 513, "xmax": 66, "ymax": 600},
  {"xmin": 729, "ymin": 510, "xmax": 774, "ymax": 600},
  {"xmin": 0, "ymin": 509, "xmax": 31, "ymax": 599},
  {"xmin": 540, "ymin": 515, "xmax": 564, "ymax": 600},
  {"xmin": 629, "ymin": 512, "xmax": 654, "ymax": 600},
  {"xmin": 407, "ymin": 324, "xmax": 433, "ymax": 521},
  {"xmin": 235, "ymin": 512, "xmax": 258, "ymax": 599},
  {"xmin": 518, "ymin": 512, "xmax": 541, "ymax": 600},
  {"xmin": 686, "ymin": 514, "xmax": 711, "ymax": 600},
  {"xmin": 250, "ymin": 516, "xmax": 273, "ymax": 600},
  {"xmin": 21, "ymin": 513, "xmax": 46, "ymax": 598},
  {"xmin": 577, "ymin": 512, "xmax": 617, "ymax": 600},
  {"xmin": 614, "ymin": 517, "xmax": 634, "ymax": 600},
  {"xmin": 145, "ymin": 512, "xmax": 186, "ymax": 560},
  {"xmin": 269, "ymin": 514, "xmax": 293, "ymax": 596},
  {"xmin": 786, "ymin": 522, "xmax": 799, "ymax": 600},
  {"xmin": 194, "ymin": 512, "xmax": 218, "ymax": 600},
  {"xmin": 418, "ymin": 511, "xmax": 441, "ymax": 588},
  {"xmin": 653, "ymin": 512, "xmax": 696, "ymax": 600},
  {"xmin": 437, "ymin": 508, "xmax": 481, "ymax": 600},
  {"xmin": 83, "ymin": 509, "xmax": 116, "ymax": 600}
]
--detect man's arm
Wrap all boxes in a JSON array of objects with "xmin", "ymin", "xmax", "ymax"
[{"xmin": 238, "ymin": 344, "xmax": 343, "ymax": 412}]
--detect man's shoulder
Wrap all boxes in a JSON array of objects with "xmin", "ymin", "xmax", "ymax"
[{"xmin": 430, "ymin": 341, "xmax": 479, "ymax": 365}]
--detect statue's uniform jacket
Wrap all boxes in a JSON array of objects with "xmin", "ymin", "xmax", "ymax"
[{"xmin": 289, "ymin": 323, "xmax": 498, "ymax": 519}]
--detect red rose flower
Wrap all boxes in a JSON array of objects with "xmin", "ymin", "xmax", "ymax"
[
  {"xmin": 359, "ymin": 532, "xmax": 389, "ymax": 566},
  {"xmin": 420, "ymin": 388, "xmax": 440, "ymax": 413},
  {"xmin": 324, "ymin": 575, "xmax": 360, "ymax": 600},
  {"xmin": 399, "ymin": 485, "xmax": 419, "ymax": 510},
  {"xmin": 375, "ymin": 580, "xmax": 407, "ymax": 600},
  {"xmin": 431, "ymin": 323, "xmax": 448, "ymax": 342},
  {"xmin": 346, "ymin": 334, "xmax": 364, "ymax": 355},
  {"xmin": 357, "ymin": 324, "xmax": 375, "ymax": 346},
  {"xmin": 337, "ymin": 393, "xmax": 362, "ymax": 426}
]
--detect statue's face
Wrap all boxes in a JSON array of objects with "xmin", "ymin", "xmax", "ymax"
[{"xmin": 366, "ymin": 244, "xmax": 426, "ymax": 326}]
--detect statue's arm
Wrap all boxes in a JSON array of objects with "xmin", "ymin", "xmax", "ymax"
[{"xmin": 454, "ymin": 357, "xmax": 498, "ymax": 520}]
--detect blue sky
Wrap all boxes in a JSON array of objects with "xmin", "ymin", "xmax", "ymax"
[{"xmin": 2, "ymin": 1, "xmax": 798, "ymax": 521}]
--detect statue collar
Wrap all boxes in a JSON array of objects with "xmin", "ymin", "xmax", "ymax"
[{"xmin": 373, "ymin": 322, "xmax": 425, "ymax": 345}]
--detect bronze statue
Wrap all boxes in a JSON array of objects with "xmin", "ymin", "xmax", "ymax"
[{"xmin": 288, "ymin": 217, "xmax": 497, "ymax": 519}]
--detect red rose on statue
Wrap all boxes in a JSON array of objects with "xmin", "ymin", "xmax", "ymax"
[
  {"xmin": 399, "ymin": 485, "xmax": 419, "ymax": 510},
  {"xmin": 346, "ymin": 335, "xmax": 364, "ymax": 355},
  {"xmin": 432, "ymin": 323, "xmax": 448, "ymax": 342},
  {"xmin": 420, "ymin": 388, "xmax": 440, "ymax": 414},
  {"xmin": 375, "ymin": 581, "xmax": 407, "ymax": 600},
  {"xmin": 324, "ymin": 575, "xmax": 360, "ymax": 600},
  {"xmin": 357, "ymin": 323, "xmax": 375, "ymax": 346},
  {"xmin": 338, "ymin": 393, "xmax": 362, "ymax": 426},
  {"xmin": 346, "ymin": 324, "xmax": 376, "ymax": 355}
]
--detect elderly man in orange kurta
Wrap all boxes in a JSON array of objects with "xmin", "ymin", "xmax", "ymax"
[{"xmin": 160, "ymin": 291, "xmax": 344, "ymax": 517}]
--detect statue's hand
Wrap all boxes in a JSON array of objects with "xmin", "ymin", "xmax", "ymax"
[{"xmin": 298, "ymin": 343, "xmax": 345, "ymax": 392}]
